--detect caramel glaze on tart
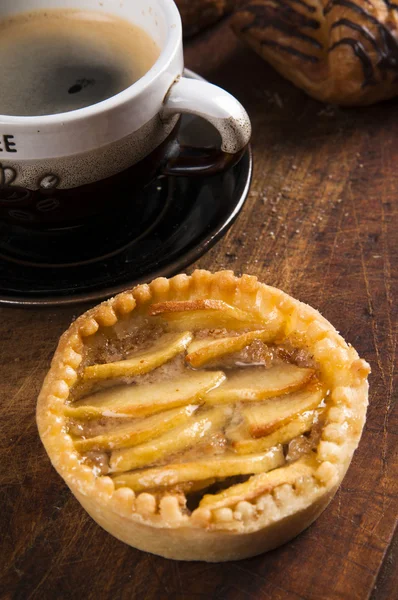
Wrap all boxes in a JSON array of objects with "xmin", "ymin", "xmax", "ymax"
[{"xmin": 37, "ymin": 271, "xmax": 370, "ymax": 561}]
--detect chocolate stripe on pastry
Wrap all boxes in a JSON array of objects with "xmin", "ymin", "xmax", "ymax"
[
  {"xmin": 324, "ymin": 0, "xmax": 382, "ymax": 23},
  {"xmin": 241, "ymin": 5, "xmax": 322, "ymax": 48},
  {"xmin": 287, "ymin": 0, "xmax": 317, "ymax": 12},
  {"xmin": 242, "ymin": 2, "xmax": 321, "ymax": 30},
  {"xmin": 331, "ymin": 18, "xmax": 379, "ymax": 54},
  {"xmin": 378, "ymin": 27, "xmax": 398, "ymax": 78},
  {"xmin": 261, "ymin": 38, "xmax": 320, "ymax": 61},
  {"xmin": 329, "ymin": 38, "xmax": 376, "ymax": 85},
  {"xmin": 381, "ymin": 0, "xmax": 398, "ymax": 10}
]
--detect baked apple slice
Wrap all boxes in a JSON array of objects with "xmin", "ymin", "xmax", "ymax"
[
  {"xmin": 205, "ymin": 364, "xmax": 314, "ymax": 405},
  {"xmin": 112, "ymin": 446, "xmax": 285, "ymax": 492},
  {"xmin": 230, "ymin": 411, "xmax": 316, "ymax": 454},
  {"xmin": 241, "ymin": 384, "xmax": 325, "ymax": 437},
  {"xmin": 73, "ymin": 405, "xmax": 198, "ymax": 452},
  {"xmin": 200, "ymin": 458, "xmax": 314, "ymax": 510},
  {"xmin": 186, "ymin": 329, "xmax": 273, "ymax": 368},
  {"xmin": 83, "ymin": 331, "xmax": 193, "ymax": 381},
  {"xmin": 110, "ymin": 407, "xmax": 228, "ymax": 471},
  {"xmin": 148, "ymin": 299, "xmax": 262, "ymax": 329},
  {"xmin": 65, "ymin": 371, "xmax": 226, "ymax": 419}
]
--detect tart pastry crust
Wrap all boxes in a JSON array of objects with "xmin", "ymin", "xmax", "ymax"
[
  {"xmin": 231, "ymin": 0, "xmax": 398, "ymax": 106},
  {"xmin": 37, "ymin": 270, "xmax": 370, "ymax": 561}
]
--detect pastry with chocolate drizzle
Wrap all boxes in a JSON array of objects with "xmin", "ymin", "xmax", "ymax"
[{"xmin": 231, "ymin": 0, "xmax": 398, "ymax": 105}]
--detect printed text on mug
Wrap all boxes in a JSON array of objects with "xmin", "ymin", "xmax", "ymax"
[{"xmin": 0, "ymin": 135, "xmax": 17, "ymax": 153}]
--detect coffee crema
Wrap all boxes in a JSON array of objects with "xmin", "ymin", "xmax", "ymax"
[{"xmin": 0, "ymin": 9, "xmax": 160, "ymax": 116}]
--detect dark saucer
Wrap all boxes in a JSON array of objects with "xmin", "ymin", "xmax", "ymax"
[{"xmin": 0, "ymin": 73, "xmax": 252, "ymax": 307}]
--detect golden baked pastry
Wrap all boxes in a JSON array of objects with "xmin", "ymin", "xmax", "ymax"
[
  {"xmin": 231, "ymin": 0, "xmax": 398, "ymax": 105},
  {"xmin": 37, "ymin": 270, "xmax": 370, "ymax": 561},
  {"xmin": 176, "ymin": 0, "xmax": 235, "ymax": 37}
]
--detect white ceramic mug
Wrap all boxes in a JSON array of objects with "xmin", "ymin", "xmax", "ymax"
[{"xmin": 0, "ymin": 0, "xmax": 251, "ymax": 232}]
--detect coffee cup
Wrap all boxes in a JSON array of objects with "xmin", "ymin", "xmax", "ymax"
[{"xmin": 0, "ymin": 0, "xmax": 251, "ymax": 237}]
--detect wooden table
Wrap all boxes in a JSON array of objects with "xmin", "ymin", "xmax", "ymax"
[{"xmin": 1, "ymin": 20, "xmax": 397, "ymax": 600}]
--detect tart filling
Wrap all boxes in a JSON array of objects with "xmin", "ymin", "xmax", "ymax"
[{"xmin": 37, "ymin": 271, "xmax": 370, "ymax": 561}]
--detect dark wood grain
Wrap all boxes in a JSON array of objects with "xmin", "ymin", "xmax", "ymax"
[
  {"xmin": 371, "ymin": 530, "xmax": 398, "ymax": 600},
  {"xmin": 1, "ymin": 19, "xmax": 397, "ymax": 600}
]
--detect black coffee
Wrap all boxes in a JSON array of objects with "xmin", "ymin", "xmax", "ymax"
[{"xmin": 0, "ymin": 9, "xmax": 160, "ymax": 116}]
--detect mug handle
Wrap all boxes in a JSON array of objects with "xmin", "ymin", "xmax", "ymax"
[{"xmin": 160, "ymin": 77, "xmax": 251, "ymax": 176}]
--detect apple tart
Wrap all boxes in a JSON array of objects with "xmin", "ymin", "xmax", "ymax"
[{"xmin": 37, "ymin": 270, "xmax": 370, "ymax": 561}]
